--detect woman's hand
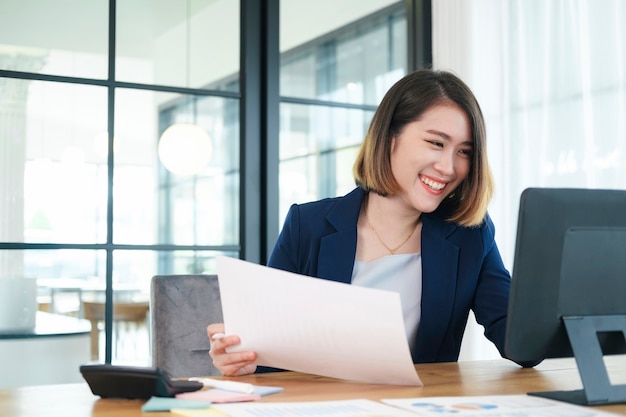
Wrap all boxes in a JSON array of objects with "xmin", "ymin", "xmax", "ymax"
[{"xmin": 207, "ymin": 323, "xmax": 257, "ymax": 376}]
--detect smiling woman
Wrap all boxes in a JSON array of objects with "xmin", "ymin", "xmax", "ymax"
[
  {"xmin": 353, "ymin": 70, "xmax": 493, "ymax": 228},
  {"xmin": 207, "ymin": 69, "xmax": 523, "ymax": 377},
  {"xmin": 386, "ymin": 103, "xmax": 472, "ymax": 218}
]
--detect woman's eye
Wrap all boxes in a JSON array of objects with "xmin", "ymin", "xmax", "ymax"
[
  {"xmin": 459, "ymin": 148, "xmax": 474, "ymax": 157},
  {"xmin": 426, "ymin": 140, "xmax": 443, "ymax": 148}
]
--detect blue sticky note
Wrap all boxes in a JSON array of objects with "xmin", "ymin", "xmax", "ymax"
[
  {"xmin": 253, "ymin": 385, "xmax": 284, "ymax": 396},
  {"xmin": 141, "ymin": 396, "xmax": 212, "ymax": 412}
]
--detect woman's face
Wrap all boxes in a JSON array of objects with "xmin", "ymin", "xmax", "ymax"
[{"xmin": 390, "ymin": 102, "xmax": 473, "ymax": 214}]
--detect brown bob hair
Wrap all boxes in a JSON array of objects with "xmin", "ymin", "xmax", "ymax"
[{"xmin": 353, "ymin": 69, "xmax": 494, "ymax": 227}]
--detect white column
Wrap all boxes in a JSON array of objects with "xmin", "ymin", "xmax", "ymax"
[{"xmin": 0, "ymin": 48, "xmax": 46, "ymax": 277}]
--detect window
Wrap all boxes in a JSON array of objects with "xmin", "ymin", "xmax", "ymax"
[
  {"xmin": 0, "ymin": 0, "xmax": 241, "ymax": 366},
  {"xmin": 0, "ymin": 0, "xmax": 410, "ymax": 369},
  {"xmin": 279, "ymin": 2, "xmax": 406, "ymax": 223}
]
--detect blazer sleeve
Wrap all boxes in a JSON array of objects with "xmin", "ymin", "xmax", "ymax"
[
  {"xmin": 267, "ymin": 203, "xmax": 301, "ymax": 273},
  {"xmin": 472, "ymin": 217, "xmax": 511, "ymax": 358},
  {"xmin": 472, "ymin": 217, "xmax": 539, "ymax": 367}
]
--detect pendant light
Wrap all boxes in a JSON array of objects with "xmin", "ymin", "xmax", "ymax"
[
  {"xmin": 158, "ymin": 123, "xmax": 212, "ymax": 175},
  {"xmin": 158, "ymin": 0, "xmax": 211, "ymax": 176}
]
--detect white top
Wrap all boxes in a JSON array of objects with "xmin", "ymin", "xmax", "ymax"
[{"xmin": 351, "ymin": 253, "xmax": 422, "ymax": 351}]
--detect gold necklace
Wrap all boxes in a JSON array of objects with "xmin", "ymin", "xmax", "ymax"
[{"xmin": 364, "ymin": 211, "xmax": 419, "ymax": 255}]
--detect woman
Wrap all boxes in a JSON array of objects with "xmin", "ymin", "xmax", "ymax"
[{"xmin": 208, "ymin": 68, "xmax": 516, "ymax": 377}]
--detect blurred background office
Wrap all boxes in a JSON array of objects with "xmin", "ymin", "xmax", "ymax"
[{"xmin": 0, "ymin": 0, "xmax": 624, "ymax": 376}]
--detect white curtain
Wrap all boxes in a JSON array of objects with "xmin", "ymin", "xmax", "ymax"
[{"xmin": 433, "ymin": 0, "xmax": 626, "ymax": 360}]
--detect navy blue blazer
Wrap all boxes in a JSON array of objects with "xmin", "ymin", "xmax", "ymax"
[{"xmin": 268, "ymin": 187, "xmax": 512, "ymax": 363}]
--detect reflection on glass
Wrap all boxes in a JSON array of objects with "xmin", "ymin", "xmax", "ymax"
[
  {"xmin": 113, "ymin": 89, "xmax": 239, "ymax": 246},
  {"xmin": 0, "ymin": 0, "xmax": 108, "ymax": 78},
  {"xmin": 1, "ymin": 0, "xmax": 407, "ymax": 367},
  {"xmin": 0, "ymin": 79, "xmax": 108, "ymax": 245},
  {"xmin": 279, "ymin": 103, "xmax": 374, "ymax": 222},
  {"xmin": 116, "ymin": 0, "xmax": 239, "ymax": 90},
  {"xmin": 1, "ymin": 249, "xmax": 107, "ymax": 316},
  {"xmin": 85, "ymin": 297, "xmax": 151, "ymax": 365},
  {"xmin": 278, "ymin": 1, "xmax": 406, "ymax": 228},
  {"xmin": 280, "ymin": 1, "xmax": 405, "ymax": 105}
]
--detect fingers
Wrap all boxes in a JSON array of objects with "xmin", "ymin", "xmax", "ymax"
[
  {"xmin": 212, "ymin": 351, "xmax": 258, "ymax": 376},
  {"xmin": 235, "ymin": 363, "xmax": 258, "ymax": 376},
  {"xmin": 207, "ymin": 323, "xmax": 225, "ymax": 339},
  {"xmin": 208, "ymin": 332, "xmax": 237, "ymax": 355},
  {"xmin": 207, "ymin": 323, "xmax": 257, "ymax": 376},
  {"xmin": 210, "ymin": 339, "xmax": 257, "ymax": 376}
]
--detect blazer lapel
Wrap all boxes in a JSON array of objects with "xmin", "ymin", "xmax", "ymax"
[
  {"xmin": 415, "ymin": 214, "xmax": 459, "ymax": 361},
  {"xmin": 317, "ymin": 188, "xmax": 365, "ymax": 284},
  {"xmin": 313, "ymin": 188, "xmax": 461, "ymax": 362}
]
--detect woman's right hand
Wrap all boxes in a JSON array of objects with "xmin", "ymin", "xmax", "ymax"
[{"xmin": 207, "ymin": 323, "xmax": 258, "ymax": 376}]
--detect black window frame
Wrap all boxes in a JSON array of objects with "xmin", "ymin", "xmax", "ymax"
[{"xmin": 0, "ymin": 0, "xmax": 431, "ymax": 364}]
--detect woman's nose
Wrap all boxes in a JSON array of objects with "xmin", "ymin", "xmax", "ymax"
[{"xmin": 434, "ymin": 151, "xmax": 455, "ymax": 175}]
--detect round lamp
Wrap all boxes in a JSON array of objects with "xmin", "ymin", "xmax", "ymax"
[{"xmin": 158, "ymin": 123, "xmax": 212, "ymax": 175}]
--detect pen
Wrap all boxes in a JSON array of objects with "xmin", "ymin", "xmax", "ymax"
[{"xmin": 188, "ymin": 377, "xmax": 256, "ymax": 394}]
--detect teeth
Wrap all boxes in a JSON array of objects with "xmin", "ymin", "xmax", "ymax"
[{"xmin": 421, "ymin": 176, "xmax": 445, "ymax": 191}]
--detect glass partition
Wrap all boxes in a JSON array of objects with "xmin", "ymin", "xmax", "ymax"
[
  {"xmin": 0, "ymin": 0, "xmax": 409, "ymax": 369},
  {"xmin": 116, "ymin": 0, "xmax": 240, "ymax": 90},
  {"xmin": 0, "ymin": 0, "xmax": 108, "ymax": 79},
  {"xmin": 279, "ymin": 103, "xmax": 374, "ymax": 220},
  {"xmin": 278, "ymin": 0, "xmax": 406, "ymax": 222},
  {"xmin": 113, "ymin": 89, "xmax": 239, "ymax": 246},
  {"xmin": 280, "ymin": 1, "xmax": 405, "ymax": 105},
  {"xmin": 1, "ymin": 79, "xmax": 108, "ymax": 245}
]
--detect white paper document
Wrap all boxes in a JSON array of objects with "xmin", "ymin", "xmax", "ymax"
[
  {"xmin": 382, "ymin": 395, "xmax": 620, "ymax": 416},
  {"xmin": 211, "ymin": 399, "xmax": 419, "ymax": 417},
  {"xmin": 216, "ymin": 255, "xmax": 422, "ymax": 386}
]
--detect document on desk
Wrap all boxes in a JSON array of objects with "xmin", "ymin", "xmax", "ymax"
[
  {"xmin": 211, "ymin": 399, "xmax": 420, "ymax": 417},
  {"xmin": 382, "ymin": 395, "xmax": 620, "ymax": 416},
  {"xmin": 216, "ymin": 256, "xmax": 422, "ymax": 386}
]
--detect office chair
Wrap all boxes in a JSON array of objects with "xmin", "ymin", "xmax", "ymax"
[{"xmin": 150, "ymin": 274, "xmax": 223, "ymax": 378}]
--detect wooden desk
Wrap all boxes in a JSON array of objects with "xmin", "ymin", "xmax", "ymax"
[{"xmin": 1, "ymin": 358, "xmax": 625, "ymax": 416}]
